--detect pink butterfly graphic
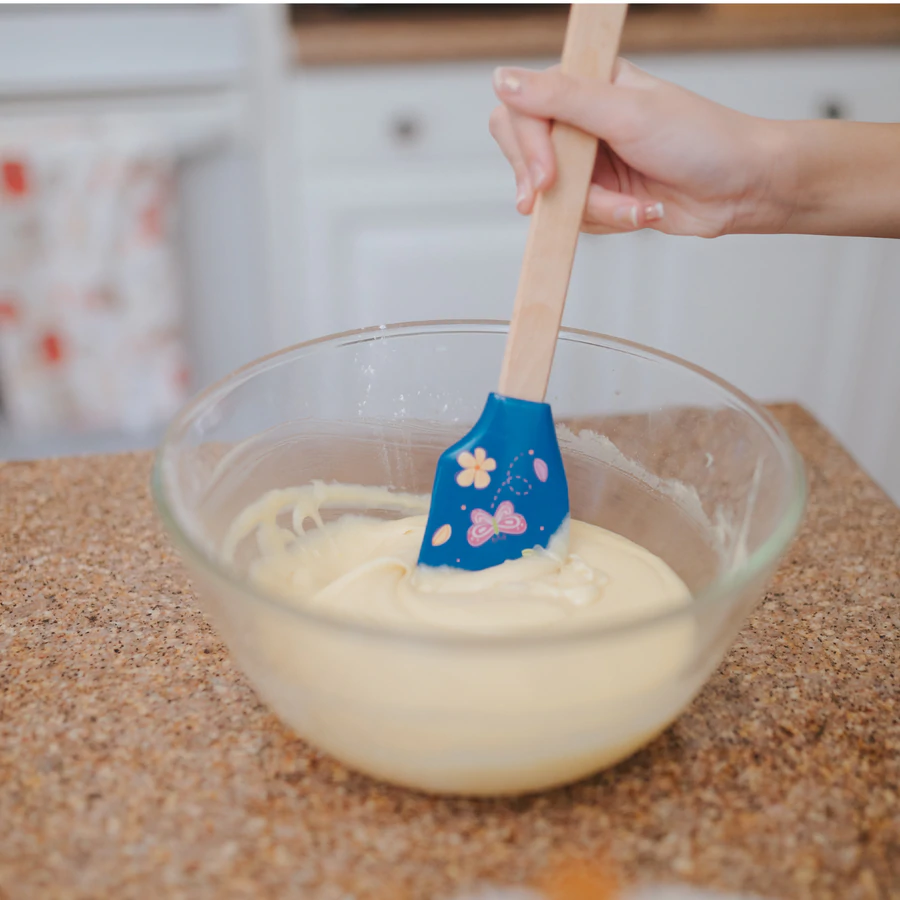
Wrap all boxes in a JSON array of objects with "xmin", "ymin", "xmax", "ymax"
[{"xmin": 467, "ymin": 500, "xmax": 527, "ymax": 547}]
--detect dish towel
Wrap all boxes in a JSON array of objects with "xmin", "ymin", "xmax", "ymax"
[{"xmin": 0, "ymin": 120, "xmax": 189, "ymax": 435}]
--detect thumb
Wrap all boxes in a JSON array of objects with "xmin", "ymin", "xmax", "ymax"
[{"xmin": 492, "ymin": 67, "xmax": 645, "ymax": 146}]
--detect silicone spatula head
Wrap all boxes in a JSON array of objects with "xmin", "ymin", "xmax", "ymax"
[{"xmin": 418, "ymin": 3, "xmax": 627, "ymax": 571}]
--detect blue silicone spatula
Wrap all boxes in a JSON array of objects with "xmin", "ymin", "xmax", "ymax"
[{"xmin": 418, "ymin": 3, "xmax": 627, "ymax": 571}]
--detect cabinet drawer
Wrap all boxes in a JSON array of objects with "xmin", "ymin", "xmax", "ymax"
[
  {"xmin": 635, "ymin": 48, "xmax": 900, "ymax": 121},
  {"xmin": 293, "ymin": 60, "xmax": 540, "ymax": 167},
  {"xmin": 294, "ymin": 48, "xmax": 900, "ymax": 171}
]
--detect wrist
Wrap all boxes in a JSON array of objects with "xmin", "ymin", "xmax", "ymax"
[
  {"xmin": 732, "ymin": 118, "xmax": 801, "ymax": 235},
  {"xmin": 744, "ymin": 120, "xmax": 900, "ymax": 238}
]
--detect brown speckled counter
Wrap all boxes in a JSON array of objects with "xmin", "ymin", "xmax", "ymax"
[{"xmin": 1, "ymin": 405, "xmax": 897, "ymax": 900}]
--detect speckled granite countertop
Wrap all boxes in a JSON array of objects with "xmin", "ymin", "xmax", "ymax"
[{"xmin": 1, "ymin": 405, "xmax": 897, "ymax": 900}]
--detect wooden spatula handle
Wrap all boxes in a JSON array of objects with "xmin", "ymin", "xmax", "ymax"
[{"xmin": 498, "ymin": 3, "xmax": 627, "ymax": 402}]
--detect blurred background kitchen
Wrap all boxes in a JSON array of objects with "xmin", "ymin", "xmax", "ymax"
[{"xmin": 1, "ymin": 3, "xmax": 899, "ymax": 501}]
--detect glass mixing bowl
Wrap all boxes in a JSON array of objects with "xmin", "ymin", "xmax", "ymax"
[{"xmin": 152, "ymin": 321, "xmax": 806, "ymax": 796}]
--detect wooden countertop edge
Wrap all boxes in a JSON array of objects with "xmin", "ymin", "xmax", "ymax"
[{"xmin": 292, "ymin": 8, "xmax": 900, "ymax": 68}]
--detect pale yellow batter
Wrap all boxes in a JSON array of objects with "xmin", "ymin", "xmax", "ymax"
[{"xmin": 221, "ymin": 482, "xmax": 697, "ymax": 795}]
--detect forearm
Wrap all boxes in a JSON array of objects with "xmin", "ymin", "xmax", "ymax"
[{"xmin": 761, "ymin": 120, "xmax": 900, "ymax": 239}]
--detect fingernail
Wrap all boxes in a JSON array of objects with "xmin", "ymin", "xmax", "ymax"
[
  {"xmin": 516, "ymin": 181, "xmax": 529, "ymax": 213},
  {"xmin": 644, "ymin": 201, "xmax": 665, "ymax": 222},
  {"xmin": 614, "ymin": 205, "xmax": 640, "ymax": 229},
  {"xmin": 493, "ymin": 67, "xmax": 522, "ymax": 94},
  {"xmin": 530, "ymin": 162, "xmax": 546, "ymax": 191}
]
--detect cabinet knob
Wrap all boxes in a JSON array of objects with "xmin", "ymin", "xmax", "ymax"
[
  {"xmin": 390, "ymin": 113, "xmax": 423, "ymax": 146},
  {"xmin": 820, "ymin": 99, "xmax": 846, "ymax": 120}
]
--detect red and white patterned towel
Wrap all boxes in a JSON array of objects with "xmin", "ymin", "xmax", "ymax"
[{"xmin": 0, "ymin": 120, "xmax": 188, "ymax": 435}]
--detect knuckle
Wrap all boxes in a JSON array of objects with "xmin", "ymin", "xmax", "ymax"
[
  {"xmin": 541, "ymin": 71, "xmax": 568, "ymax": 106},
  {"xmin": 626, "ymin": 91, "xmax": 655, "ymax": 133},
  {"xmin": 612, "ymin": 57, "xmax": 638, "ymax": 85},
  {"xmin": 603, "ymin": 88, "xmax": 652, "ymax": 143},
  {"xmin": 488, "ymin": 106, "xmax": 507, "ymax": 139},
  {"xmin": 544, "ymin": 72, "xmax": 585, "ymax": 119}
]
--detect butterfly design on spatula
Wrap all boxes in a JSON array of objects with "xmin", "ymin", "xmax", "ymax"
[{"xmin": 466, "ymin": 500, "xmax": 527, "ymax": 547}]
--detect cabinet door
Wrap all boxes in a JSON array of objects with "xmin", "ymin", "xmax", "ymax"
[
  {"xmin": 564, "ymin": 230, "xmax": 837, "ymax": 403},
  {"xmin": 566, "ymin": 226, "xmax": 900, "ymax": 497},
  {"xmin": 294, "ymin": 166, "xmax": 522, "ymax": 341},
  {"xmin": 293, "ymin": 169, "xmax": 643, "ymax": 344}
]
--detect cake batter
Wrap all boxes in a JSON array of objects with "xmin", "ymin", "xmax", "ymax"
[
  {"xmin": 224, "ymin": 481, "xmax": 689, "ymax": 634},
  {"xmin": 221, "ymin": 482, "xmax": 696, "ymax": 794}
]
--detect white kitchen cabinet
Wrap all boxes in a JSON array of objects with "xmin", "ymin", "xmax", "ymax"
[
  {"xmin": 289, "ymin": 48, "xmax": 900, "ymax": 502},
  {"xmin": 290, "ymin": 48, "xmax": 900, "ymax": 338}
]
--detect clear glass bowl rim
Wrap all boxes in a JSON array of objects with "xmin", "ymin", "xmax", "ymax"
[{"xmin": 151, "ymin": 319, "xmax": 807, "ymax": 649}]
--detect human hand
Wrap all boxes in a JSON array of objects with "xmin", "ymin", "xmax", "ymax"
[{"xmin": 489, "ymin": 60, "xmax": 793, "ymax": 238}]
